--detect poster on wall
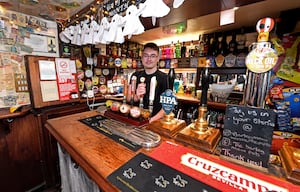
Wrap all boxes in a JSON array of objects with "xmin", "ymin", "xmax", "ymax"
[
  {"xmin": 0, "ymin": 52, "xmax": 31, "ymax": 108},
  {"xmin": 55, "ymin": 58, "xmax": 78, "ymax": 101},
  {"xmin": 0, "ymin": 10, "xmax": 59, "ymax": 57},
  {"xmin": 39, "ymin": 60, "xmax": 57, "ymax": 80}
]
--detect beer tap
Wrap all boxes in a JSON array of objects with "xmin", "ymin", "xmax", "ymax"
[
  {"xmin": 123, "ymin": 75, "xmax": 128, "ymax": 104},
  {"xmin": 139, "ymin": 77, "xmax": 145, "ymax": 108},
  {"xmin": 130, "ymin": 75, "xmax": 137, "ymax": 106},
  {"xmin": 149, "ymin": 76, "xmax": 156, "ymax": 116},
  {"xmin": 192, "ymin": 65, "xmax": 210, "ymax": 133}
]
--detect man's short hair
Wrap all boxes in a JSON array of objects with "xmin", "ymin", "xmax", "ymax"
[{"xmin": 143, "ymin": 42, "xmax": 159, "ymax": 53}]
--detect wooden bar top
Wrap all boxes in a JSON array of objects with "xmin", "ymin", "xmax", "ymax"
[
  {"xmin": 45, "ymin": 110, "xmax": 300, "ymax": 192},
  {"xmin": 45, "ymin": 110, "xmax": 156, "ymax": 192}
]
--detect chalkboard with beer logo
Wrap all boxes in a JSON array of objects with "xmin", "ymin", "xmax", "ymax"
[{"xmin": 220, "ymin": 105, "xmax": 276, "ymax": 170}]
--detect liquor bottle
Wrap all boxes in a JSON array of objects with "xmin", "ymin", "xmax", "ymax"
[
  {"xmin": 207, "ymin": 34, "xmax": 213, "ymax": 56},
  {"xmin": 225, "ymin": 32, "xmax": 238, "ymax": 67},
  {"xmin": 203, "ymin": 34, "xmax": 209, "ymax": 56},
  {"xmin": 220, "ymin": 33, "xmax": 228, "ymax": 56},
  {"xmin": 181, "ymin": 41, "xmax": 186, "ymax": 58},
  {"xmin": 236, "ymin": 28, "xmax": 247, "ymax": 67},
  {"xmin": 237, "ymin": 27, "xmax": 246, "ymax": 53},
  {"xmin": 186, "ymin": 106, "xmax": 194, "ymax": 124},
  {"xmin": 197, "ymin": 35, "xmax": 205, "ymax": 57},
  {"xmin": 211, "ymin": 33, "xmax": 219, "ymax": 56},
  {"xmin": 215, "ymin": 33, "xmax": 227, "ymax": 67},
  {"xmin": 165, "ymin": 45, "xmax": 171, "ymax": 59},
  {"xmin": 117, "ymin": 44, "xmax": 122, "ymax": 57},
  {"xmin": 112, "ymin": 43, "xmax": 117, "ymax": 57},
  {"xmin": 175, "ymin": 40, "xmax": 181, "ymax": 58},
  {"xmin": 194, "ymin": 37, "xmax": 200, "ymax": 57},
  {"xmin": 228, "ymin": 32, "xmax": 238, "ymax": 54},
  {"xmin": 170, "ymin": 41, "xmax": 175, "ymax": 58},
  {"xmin": 161, "ymin": 45, "xmax": 166, "ymax": 59},
  {"xmin": 189, "ymin": 40, "xmax": 195, "ymax": 57}
]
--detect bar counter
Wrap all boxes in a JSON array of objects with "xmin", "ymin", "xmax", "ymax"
[
  {"xmin": 45, "ymin": 110, "xmax": 158, "ymax": 192},
  {"xmin": 45, "ymin": 110, "xmax": 300, "ymax": 192}
]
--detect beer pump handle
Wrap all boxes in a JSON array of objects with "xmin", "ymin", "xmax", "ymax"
[
  {"xmin": 123, "ymin": 76, "xmax": 128, "ymax": 104},
  {"xmin": 130, "ymin": 76, "xmax": 137, "ymax": 105},
  {"xmin": 200, "ymin": 66, "xmax": 210, "ymax": 106},
  {"xmin": 149, "ymin": 76, "xmax": 156, "ymax": 115},
  {"xmin": 168, "ymin": 67, "xmax": 175, "ymax": 91},
  {"xmin": 139, "ymin": 77, "xmax": 145, "ymax": 108}
]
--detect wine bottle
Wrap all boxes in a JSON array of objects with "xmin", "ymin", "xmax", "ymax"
[
  {"xmin": 228, "ymin": 32, "xmax": 238, "ymax": 54},
  {"xmin": 181, "ymin": 41, "xmax": 186, "ymax": 58},
  {"xmin": 203, "ymin": 34, "xmax": 209, "ymax": 56},
  {"xmin": 170, "ymin": 41, "xmax": 175, "ymax": 58},
  {"xmin": 220, "ymin": 33, "xmax": 228, "ymax": 56},
  {"xmin": 210, "ymin": 33, "xmax": 219, "ymax": 56},
  {"xmin": 175, "ymin": 40, "xmax": 181, "ymax": 58},
  {"xmin": 237, "ymin": 27, "xmax": 246, "ymax": 53},
  {"xmin": 189, "ymin": 40, "xmax": 195, "ymax": 57}
]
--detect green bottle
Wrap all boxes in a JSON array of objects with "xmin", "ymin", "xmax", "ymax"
[{"xmin": 175, "ymin": 40, "xmax": 181, "ymax": 58}]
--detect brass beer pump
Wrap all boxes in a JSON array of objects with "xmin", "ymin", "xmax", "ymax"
[
  {"xmin": 192, "ymin": 66, "xmax": 210, "ymax": 133},
  {"xmin": 175, "ymin": 66, "xmax": 221, "ymax": 153},
  {"xmin": 147, "ymin": 67, "xmax": 186, "ymax": 137}
]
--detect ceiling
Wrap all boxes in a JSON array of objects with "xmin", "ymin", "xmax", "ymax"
[
  {"xmin": 131, "ymin": 0, "xmax": 300, "ymax": 45},
  {"xmin": 0, "ymin": 0, "xmax": 94, "ymax": 21},
  {"xmin": 1, "ymin": 0, "xmax": 300, "ymax": 45}
]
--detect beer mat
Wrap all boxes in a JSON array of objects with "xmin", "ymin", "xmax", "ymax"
[
  {"xmin": 149, "ymin": 141, "xmax": 300, "ymax": 192},
  {"xmin": 79, "ymin": 115, "xmax": 141, "ymax": 151},
  {"xmin": 107, "ymin": 153, "xmax": 220, "ymax": 192}
]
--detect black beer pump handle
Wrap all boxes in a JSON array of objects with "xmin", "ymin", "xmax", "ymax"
[
  {"xmin": 200, "ymin": 67, "xmax": 210, "ymax": 106},
  {"xmin": 168, "ymin": 68, "xmax": 175, "ymax": 90}
]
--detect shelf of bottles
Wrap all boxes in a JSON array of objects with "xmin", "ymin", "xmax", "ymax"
[
  {"xmin": 157, "ymin": 27, "xmax": 256, "ymax": 122},
  {"xmin": 74, "ymin": 40, "xmax": 145, "ymax": 98}
]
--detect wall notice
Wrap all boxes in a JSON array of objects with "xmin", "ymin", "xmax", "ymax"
[{"xmin": 220, "ymin": 105, "xmax": 276, "ymax": 169}]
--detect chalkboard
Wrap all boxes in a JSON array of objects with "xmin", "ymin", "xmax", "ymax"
[{"xmin": 220, "ymin": 105, "xmax": 276, "ymax": 169}]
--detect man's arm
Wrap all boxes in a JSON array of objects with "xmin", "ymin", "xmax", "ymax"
[{"xmin": 149, "ymin": 108, "xmax": 165, "ymax": 123}]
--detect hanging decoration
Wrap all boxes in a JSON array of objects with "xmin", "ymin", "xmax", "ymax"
[
  {"xmin": 95, "ymin": 16, "xmax": 110, "ymax": 44},
  {"xmin": 106, "ymin": 14, "xmax": 125, "ymax": 43},
  {"xmin": 59, "ymin": 0, "xmax": 186, "ymax": 44},
  {"xmin": 140, "ymin": 0, "xmax": 170, "ymax": 26},
  {"xmin": 173, "ymin": 0, "xmax": 185, "ymax": 8},
  {"xmin": 122, "ymin": 4, "xmax": 145, "ymax": 39}
]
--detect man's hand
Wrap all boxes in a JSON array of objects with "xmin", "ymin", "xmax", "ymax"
[{"xmin": 136, "ymin": 83, "xmax": 146, "ymax": 99}]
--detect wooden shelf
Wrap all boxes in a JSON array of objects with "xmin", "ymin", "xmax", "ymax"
[
  {"xmin": 0, "ymin": 105, "xmax": 32, "ymax": 120},
  {"xmin": 176, "ymin": 95, "xmax": 227, "ymax": 110}
]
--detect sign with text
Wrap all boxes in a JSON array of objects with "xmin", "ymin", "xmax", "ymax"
[
  {"xmin": 55, "ymin": 58, "xmax": 78, "ymax": 101},
  {"xmin": 220, "ymin": 105, "xmax": 276, "ymax": 169},
  {"xmin": 160, "ymin": 89, "xmax": 177, "ymax": 115}
]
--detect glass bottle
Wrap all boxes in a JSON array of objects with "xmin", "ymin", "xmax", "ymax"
[
  {"xmin": 170, "ymin": 41, "xmax": 175, "ymax": 58},
  {"xmin": 220, "ymin": 33, "xmax": 228, "ymax": 56},
  {"xmin": 181, "ymin": 41, "xmax": 186, "ymax": 58},
  {"xmin": 175, "ymin": 40, "xmax": 181, "ymax": 58},
  {"xmin": 237, "ymin": 27, "xmax": 246, "ymax": 53},
  {"xmin": 228, "ymin": 32, "xmax": 238, "ymax": 54},
  {"xmin": 189, "ymin": 40, "xmax": 195, "ymax": 57},
  {"xmin": 211, "ymin": 33, "xmax": 219, "ymax": 56},
  {"xmin": 203, "ymin": 34, "xmax": 209, "ymax": 56}
]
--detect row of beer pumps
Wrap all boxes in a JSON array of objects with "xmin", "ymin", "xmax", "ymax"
[
  {"xmin": 148, "ymin": 17, "xmax": 278, "ymax": 152},
  {"xmin": 114, "ymin": 17, "xmax": 278, "ymax": 152}
]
